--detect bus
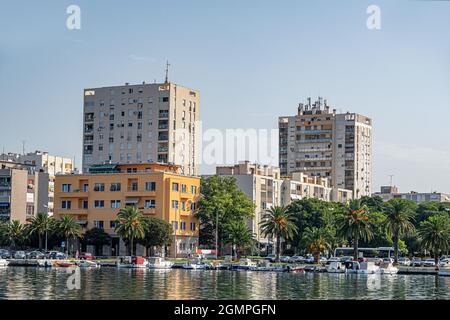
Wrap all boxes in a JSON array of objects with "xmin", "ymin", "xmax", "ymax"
[{"xmin": 333, "ymin": 247, "xmax": 394, "ymax": 259}]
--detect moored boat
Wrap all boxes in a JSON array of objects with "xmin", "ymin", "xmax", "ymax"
[
  {"xmin": 117, "ymin": 256, "xmax": 148, "ymax": 269},
  {"xmin": 344, "ymin": 261, "xmax": 380, "ymax": 274},
  {"xmin": 231, "ymin": 258, "xmax": 257, "ymax": 271},
  {"xmin": 37, "ymin": 259, "xmax": 53, "ymax": 268},
  {"xmin": 0, "ymin": 259, "xmax": 9, "ymax": 267},
  {"xmin": 77, "ymin": 260, "xmax": 101, "ymax": 268},
  {"xmin": 379, "ymin": 261, "xmax": 398, "ymax": 275},
  {"xmin": 54, "ymin": 261, "xmax": 77, "ymax": 268},
  {"xmin": 147, "ymin": 257, "xmax": 173, "ymax": 269},
  {"xmin": 326, "ymin": 261, "xmax": 345, "ymax": 273}
]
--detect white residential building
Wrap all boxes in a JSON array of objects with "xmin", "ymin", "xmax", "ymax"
[
  {"xmin": 82, "ymin": 81, "xmax": 200, "ymax": 176},
  {"xmin": 279, "ymin": 97, "xmax": 372, "ymax": 198}
]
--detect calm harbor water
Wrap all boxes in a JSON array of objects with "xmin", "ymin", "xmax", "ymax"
[{"xmin": 0, "ymin": 267, "xmax": 449, "ymax": 300}]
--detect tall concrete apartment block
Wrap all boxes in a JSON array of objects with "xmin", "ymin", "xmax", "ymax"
[
  {"xmin": 279, "ymin": 97, "xmax": 372, "ymax": 198},
  {"xmin": 82, "ymin": 82, "xmax": 200, "ymax": 176}
]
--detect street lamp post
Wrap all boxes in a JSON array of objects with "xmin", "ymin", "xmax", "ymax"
[{"xmin": 215, "ymin": 211, "xmax": 219, "ymax": 260}]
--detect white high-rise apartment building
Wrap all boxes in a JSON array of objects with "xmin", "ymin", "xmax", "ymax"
[
  {"xmin": 279, "ymin": 97, "xmax": 372, "ymax": 198},
  {"xmin": 82, "ymin": 81, "xmax": 200, "ymax": 176}
]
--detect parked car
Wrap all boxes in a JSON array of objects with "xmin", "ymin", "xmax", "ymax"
[
  {"xmin": 0, "ymin": 249, "xmax": 11, "ymax": 259},
  {"xmin": 422, "ymin": 259, "xmax": 436, "ymax": 267},
  {"xmin": 280, "ymin": 256, "xmax": 291, "ymax": 263},
  {"xmin": 289, "ymin": 255, "xmax": 305, "ymax": 263},
  {"xmin": 79, "ymin": 252, "xmax": 94, "ymax": 260},
  {"xmin": 14, "ymin": 251, "xmax": 26, "ymax": 259},
  {"xmin": 439, "ymin": 258, "xmax": 450, "ymax": 267},
  {"xmin": 26, "ymin": 251, "xmax": 45, "ymax": 259},
  {"xmin": 46, "ymin": 251, "xmax": 67, "ymax": 260},
  {"xmin": 265, "ymin": 254, "xmax": 276, "ymax": 262},
  {"xmin": 398, "ymin": 257, "xmax": 411, "ymax": 266},
  {"xmin": 411, "ymin": 258, "xmax": 422, "ymax": 267},
  {"xmin": 304, "ymin": 256, "xmax": 315, "ymax": 264},
  {"xmin": 320, "ymin": 256, "xmax": 328, "ymax": 264}
]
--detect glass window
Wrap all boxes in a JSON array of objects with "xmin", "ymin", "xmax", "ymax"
[
  {"xmin": 172, "ymin": 183, "xmax": 179, "ymax": 192},
  {"xmin": 145, "ymin": 182, "xmax": 156, "ymax": 191},
  {"xmin": 94, "ymin": 200, "xmax": 105, "ymax": 208},
  {"xmin": 144, "ymin": 200, "xmax": 156, "ymax": 209},
  {"xmin": 94, "ymin": 183, "xmax": 105, "ymax": 192},
  {"xmin": 110, "ymin": 183, "xmax": 121, "ymax": 191},
  {"xmin": 172, "ymin": 200, "xmax": 179, "ymax": 209},
  {"xmin": 110, "ymin": 200, "xmax": 121, "ymax": 209},
  {"xmin": 61, "ymin": 184, "xmax": 71, "ymax": 192}
]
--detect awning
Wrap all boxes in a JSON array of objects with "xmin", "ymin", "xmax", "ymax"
[
  {"xmin": 124, "ymin": 198, "xmax": 139, "ymax": 204},
  {"xmin": 290, "ymin": 194, "xmax": 302, "ymax": 200}
]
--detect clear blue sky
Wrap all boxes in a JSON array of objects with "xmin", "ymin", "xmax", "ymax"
[{"xmin": 0, "ymin": 0, "xmax": 449, "ymax": 193}]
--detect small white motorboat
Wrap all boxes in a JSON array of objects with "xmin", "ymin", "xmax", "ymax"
[
  {"xmin": 326, "ymin": 261, "xmax": 346, "ymax": 273},
  {"xmin": 37, "ymin": 259, "xmax": 53, "ymax": 268},
  {"xmin": 231, "ymin": 258, "xmax": 257, "ymax": 271},
  {"xmin": 0, "ymin": 259, "xmax": 9, "ymax": 267},
  {"xmin": 182, "ymin": 258, "xmax": 207, "ymax": 270},
  {"xmin": 117, "ymin": 256, "xmax": 148, "ymax": 269},
  {"xmin": 78, "ymin": 260, "xmax": 101, "ymax": 268},
  {"xmin": 379, "ymin": 261, "xmax": 399, "ymax": 275},
  {"xmin": 344, "ymin": 261, "xmax": 380, "ymax": 274},
  {"xmin": 147, "ymin": 257, "xmax": 173, "ymax": 269}
]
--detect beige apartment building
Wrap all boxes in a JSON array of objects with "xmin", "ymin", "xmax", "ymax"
[
  {"xmin": 82, "ymin": 81, "xmax": 200, "ymax": 176},
  {"xmin": 215, "ymin": 162, "xmax": 283, "ymax": 244},
  {"xmin": 214, "ymin": 161, "xmax": 352, "ymax": 246},
  {"xmin": 373, "ymin": 186, "xmax": 450, "ymax": 203},
  {"xmin": 279, "ymin": 97, "xmax": 372, "ymax": 198},
  {"xmin": 0, "ymin": 160, "xmax": 48, "ymax": 223},
  {"xmin": 1, "ymin": 151, "xmax": 74, "ymax": 215}
]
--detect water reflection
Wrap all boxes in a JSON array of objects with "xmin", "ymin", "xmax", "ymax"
[{"xmin": 0, "ymin": 268, "xmax": 449, "ymax": 300}]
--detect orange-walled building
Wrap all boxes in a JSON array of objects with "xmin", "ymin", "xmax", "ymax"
[{"xmin": 54, "ymin": 163, "xmax": 200, "ymax": 257}]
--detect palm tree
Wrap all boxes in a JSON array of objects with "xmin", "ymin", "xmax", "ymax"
[
  {"xmin": 383, "ymin": 199, "xmax": 416, "ymax": 264},
  {"xmin": 418, "ymin": 214, "xmax": 450, "ymax": 266},
  {"xmin": 6, "ymin": 220, "xmax": 27, "ymax": 250},
  {"xmin": 225, "ymin": 220, "xmax": 255, "ymax": 260},
  {"xmin": 260, "ymin": 206, "xmax": 298, "ymax": 262},
  {"xmin": 301, "ymin": 227, "xmax": 332, "ymax": 264},
  {"xmin": 28, "ymin": 212, "xmax": 54, "ymax": 250},
  {"xmin": 56, "ymin": 215, "xmax": 83, "ymax": 256},
  {"xmin": 115, "ymin": 206, "xmax": 146, "ymax": 256},
  {"xmin": 337, "ymin": 199, "xmax": 373, "ymax": 261}
]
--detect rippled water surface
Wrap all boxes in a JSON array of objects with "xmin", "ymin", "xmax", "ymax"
[{"xmin": 0, "ymin": 267, "xmax": 449, "ymax": 300}]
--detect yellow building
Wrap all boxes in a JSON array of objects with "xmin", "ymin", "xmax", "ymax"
[{"xmin": 54, "ymin": 163, "xmax": 200, "ymax": 257}]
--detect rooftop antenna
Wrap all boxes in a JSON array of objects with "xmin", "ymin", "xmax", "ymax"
[
  {"xmin": 389, "ymin": 175, "xmax": 394, "ymax": 187},
  {"xmin": 164, "ymin": 60, "xmax": 171, "ymax": 83},
  {"xmin": 22, "ymin": 140, "xmax": 26, "ymax": 155}
]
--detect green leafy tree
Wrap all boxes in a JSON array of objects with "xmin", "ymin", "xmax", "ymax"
[
  {"xmin": 360, "ymin": 195, "xmax": 384, "ymax": 212},
  {"xmin": 83, "ymin": 227, "xmax": 111, "ymax": 256},
  {"xmin": 383, "ymin": 199, "xmax": 416, "ymax": 264},
  {"xmin": 5, "ymin": 220, "xmax": 27, "ymax": 250},
  {"xmin": 418, "ymin": 213, "xmax": 450, "ymax": 265},
  {"xmin": 287, "ymin": 198, "xmax": 341, "ymax": 254},
  {"xmin": 260, "ymin": 206, "xmax": 298, "ymax": 262},
  {"xmin": 301, "ymin": 227, "xmax": 332, "ymax": 264},
  {"xmin": 56, "ymin": 215, "xmax": 83, "ymax": 255},
  {"xmin": 115, "ymin": 206, "xmax": 146, "ymax": 256},
  {"xmin": 336, "ymin": 199, "xmax": 373, "ymax": 260},
  {"xmin": 28, "ymin": 212, "xmax": 54, "ymax": 250},
  {"xmin": 196, "ymin": 176, "xmax": 255, "ymax": 255},
  {"xmin": 138, "ymin": 217, "xmax": 173, "ymax": 256},
  {"xmin": 225, "ymin": 220, "xmax": 255, "ymax": 259}
]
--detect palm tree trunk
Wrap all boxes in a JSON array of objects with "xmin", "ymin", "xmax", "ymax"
[
  {"xmin": 393, "ymin": 233, "xmax": 399, "ymax": 265},
  {"xmin": 353, "ymin": 235, "xmax": 359, "ymax": 261},
  {"xmin": 130, "ymin": 237, "xmax": 134, "ymax": 256},
  {"xmin": 276, "ymin": 235, "xmax": 281, "ymax": 262},
  {"xmin": 435, "ymin": 251, "xmax": 439, "ymax": 267},
  {"xmin": 38, "ymin": 234, "xmax": 43, "ymax": 250},
  {"xmin": 66, "ymin": 237, "xmax": 69, "ymax": 255}
]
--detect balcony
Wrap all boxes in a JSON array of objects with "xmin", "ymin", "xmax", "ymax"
[
  {"xmin": 59, "ymin": 190, "xmax": 88, "ymax": 198},
  {"xmin": 142, "ymin": 208, "xmax": 156, "ymax": 215},
  {"xmin": 298, "ymin": 138, "xmax": 332, "ymax": 143},
  {"xmin": 58, "ymin": 208, "xmax": 88, "ymax": 215}
]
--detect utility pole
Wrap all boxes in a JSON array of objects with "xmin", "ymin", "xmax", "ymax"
[{"xmin": 389, "ymin": 175, "xmax": 394, "ymax": 187}]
